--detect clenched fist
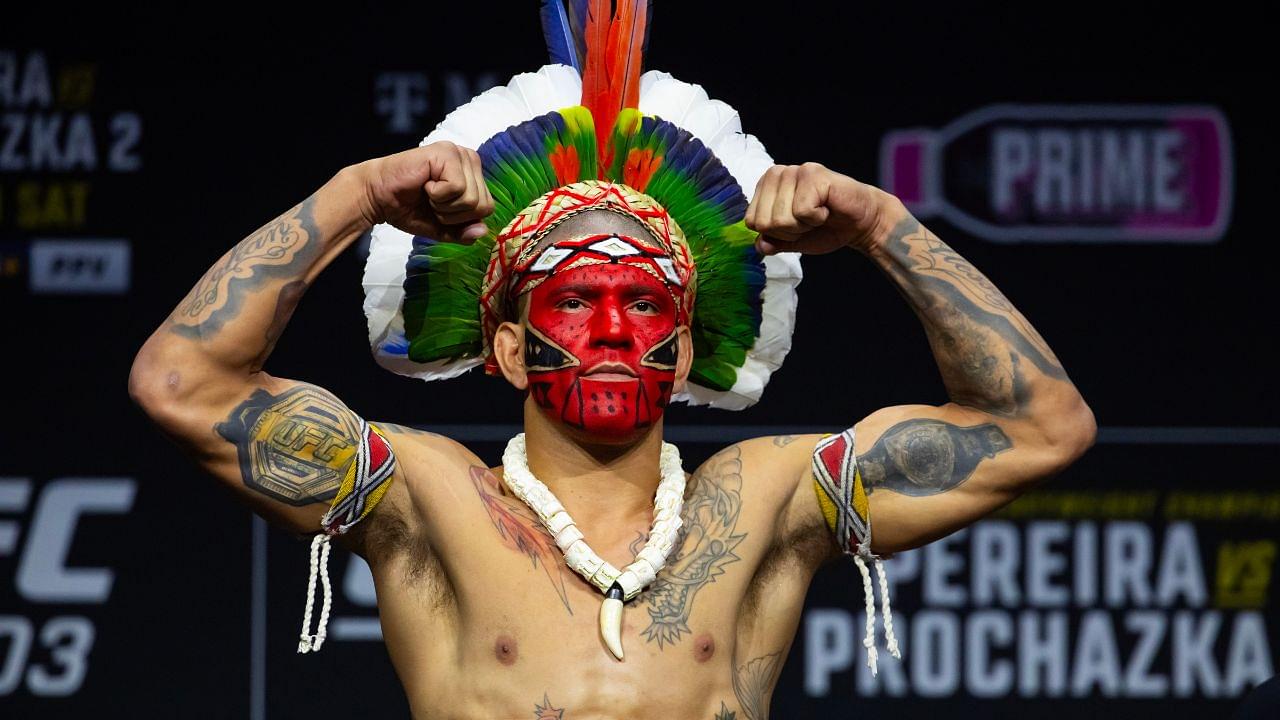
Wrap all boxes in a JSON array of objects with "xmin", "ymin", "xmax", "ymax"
[
  {"xmin": 354, "ymin": 141, "xmax": 496, "ymax": 243},
  {"xmin": 745, "ymin": 162, "xmax": 899, "ymax": 256}
]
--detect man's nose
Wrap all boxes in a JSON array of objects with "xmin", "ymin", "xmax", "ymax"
[{"xmin": 590, "ymin": 299, "xmax": 632, "ymax": 346}]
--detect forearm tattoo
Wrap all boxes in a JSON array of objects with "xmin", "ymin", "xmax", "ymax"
[
  {"xmin": 879, "ymin": 216, "xmax": 1069, "ymax": 417},
  {"xmin": 168, "ymin": 197, "xmax": 320, "ymax": 339},
  {"xmin": 858, "ymin": 419, "xmax": 1012, "ymax": 496},
  {"xmin": 215, "ymin": 384, "xmax": 360, "ymax": 505}
]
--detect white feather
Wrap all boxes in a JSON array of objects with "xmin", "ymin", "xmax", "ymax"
[
  {"xmin": 524, "ymin": 64, "xmax": 581, "ymax": 110},
  {"xmin": 425, "ymin": 89, "xmax": 523, "ymax": 149},
  {"xmin": 508, "ymin": 66, "xmax": 579, "ymax": 117},
  {"xmin": 638, "ymin": 70, "xmax": 708, "ymax": 125},
  {"xmin": 423, "ymin": 65, "xmax": 583, "ymax": 150},
  {"xmin": 681, "ymin": 99, "xmax": 742, "ymax": 148},
  {"xmin": 637, "ymin": 69, "xmax": 668, "ymax": 102},
  {"xmin": 710, "ymin": 132, "xmax": 775, "ymax": 202}
]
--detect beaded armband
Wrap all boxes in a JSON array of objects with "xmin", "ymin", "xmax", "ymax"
[
  {"xmin": 811, "ymin": 428, "xmax": 901, "ymax": 675},
  {"xmin": 298, "ymin": 419, "xmax": 397, "ymax": 654}
]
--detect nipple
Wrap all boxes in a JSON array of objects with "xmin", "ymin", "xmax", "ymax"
[
  {"xmin": 693, "ymin": 633, "xmax": 716, "ymax": 663},
  {"xmin": 495, "ymin": 634, "xmax": 519, "ymax": 666}
]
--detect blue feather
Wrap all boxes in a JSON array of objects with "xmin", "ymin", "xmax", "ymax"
[
  {"xmin": 541, "ymin": 0, "xmax": 584, "ymax": 71},
  {"xmin": 569, "ymin": 0, "xmax": 589, "ymax": 62},
  {"xmin": 641, "ymin": 0, "xmax": 654, "ymax": 57}
]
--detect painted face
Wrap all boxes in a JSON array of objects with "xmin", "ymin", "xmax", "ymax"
[{"xmin": 523, "ymin": 255, "xmax": 680, "ymax": 440}]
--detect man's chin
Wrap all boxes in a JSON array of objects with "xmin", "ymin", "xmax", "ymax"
[{"xmin": 559, "ymin": 415, "xmax": 657, "ymax": 446}]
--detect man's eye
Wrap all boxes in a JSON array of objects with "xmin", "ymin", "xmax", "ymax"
[
  {"xmin": 559, "ymin": 299, "xmax": 585, "ymax": 310},
  {"xmin": 632, "ymin": 301, "xmax": 655, "ymax": 313}
]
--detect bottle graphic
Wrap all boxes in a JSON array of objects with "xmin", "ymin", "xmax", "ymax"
[{"xmin": 879, "ymin": 105, "xmax": 1232, "ymax": 243}]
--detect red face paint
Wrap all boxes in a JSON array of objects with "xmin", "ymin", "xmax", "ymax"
[{"xmin": 524, "ymin": 259, "xmax": 679, "ymax": 440}]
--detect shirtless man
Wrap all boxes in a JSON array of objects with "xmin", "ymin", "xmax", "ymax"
[{"xmin": 127, "ymin": 141, "xmax": 1096, "ymax": 718}]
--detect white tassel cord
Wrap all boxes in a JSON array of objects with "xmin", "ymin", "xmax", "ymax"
[
  {"xmin": 875, "ymin": 556, "xmax": 900, "ymax": 658},
  {"xmin": 853, "ymin": 554, "xmax": 879, "ymax": 676},
  {"xmin": 298, "ymin": 534, "xmax": 334, "ymax": 654},
  {"xmin": 853, "ymin": 552, "xmax": 901, "ymax": 677}
]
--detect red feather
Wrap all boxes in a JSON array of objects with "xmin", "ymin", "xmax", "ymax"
[{"xmin": 580, "ymin": 0, "xmax": 649, "ymax": 174}]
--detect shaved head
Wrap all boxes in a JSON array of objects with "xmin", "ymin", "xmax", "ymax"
[
  {"xmin": 513, "ymin": 209, "xmax": 660, "ymax": 323},
  {"xmin": 539, "ymin": 208, "xmax": 656, "ymax": 246}
]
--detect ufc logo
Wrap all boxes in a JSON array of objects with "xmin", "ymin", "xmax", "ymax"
[{"xmin": 0, "ymin": 478, "xmax": 136, "ymax": 603}]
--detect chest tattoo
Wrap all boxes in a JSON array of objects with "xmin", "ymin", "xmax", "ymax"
[
  {"xmin": 470, "ymin": 466, "xmax": 574, "ymax": 615},
  {"xmin": 640, "ymin": 446, "xmax": 747, "ymax": 648}
]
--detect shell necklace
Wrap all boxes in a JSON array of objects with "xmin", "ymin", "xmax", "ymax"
[{"xmin": 500, "ymin": 433, "xmax": 687, "ymax": 660}]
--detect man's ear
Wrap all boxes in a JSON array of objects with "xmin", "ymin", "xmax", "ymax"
[
  {"xmin": 492, "ymin": 321, "xmax": 529, "ymax": 391},
  {"xmin": 672, "ymin": 324, "xmax": 694, "ymax": 395}
]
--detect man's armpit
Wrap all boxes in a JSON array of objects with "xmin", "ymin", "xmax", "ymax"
[
  {"xmin": 339, "ymin": 480, "xmax": 413, "ymax": 561},
  {"xmin": 770, "ymin": 434, "xmax": 843, "ymax": 561}
]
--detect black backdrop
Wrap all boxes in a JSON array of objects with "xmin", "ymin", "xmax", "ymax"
[{"xmin": 2, "ymin": 5, "xmax": 1276, "ymax": 718}]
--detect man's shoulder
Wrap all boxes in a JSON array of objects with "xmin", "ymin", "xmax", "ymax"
[
  {"xmin": 366, "ymin": 422, "xmax": 485, "ymax": 513},
  {"xmin": 684, "ymin": 434, "xmax": 829, "ymax": 513},
  {"xmin": 348, "ymin": 422, "xmax": 481, "ymax": 562},
  {"xmin": 372, "ymin": 423, "xmax": 482, "ymax": 469},
  {"xmin": 684, "ymin": 434, "xmax": 838, "ymax": 566},
  {"xmin": 695, "ymin": 434, "xmax": 828, "ymax": 479}
]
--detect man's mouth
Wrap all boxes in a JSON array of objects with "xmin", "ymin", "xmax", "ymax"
[{"xmin": 582, "ymin": 362, "xmax": 637, "ymax": 381}]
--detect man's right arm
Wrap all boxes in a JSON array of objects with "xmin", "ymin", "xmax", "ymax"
[
  {"xmin": 127, "ymin": 143, "xmax": 493, "ymax": 547},
  {"xmin": 746, "ymin": 164, "xmax": 1095, "ymax": 558}
]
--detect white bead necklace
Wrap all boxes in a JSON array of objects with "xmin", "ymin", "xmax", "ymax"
[{"xmin": 500, "ymin": 432, "xmax": 687, "ymax": 660}]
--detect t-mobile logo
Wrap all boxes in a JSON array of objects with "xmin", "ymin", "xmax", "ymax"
[
  {"xmin": 374, "ymin": 71, "xmax": 500, "ymax": 136},
  {"xmin": 374, "ymin": 73, "xmax": 429, "ymax": 134}
]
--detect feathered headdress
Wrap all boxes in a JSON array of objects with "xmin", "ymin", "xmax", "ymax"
[{"xmin": 362, "ymin": 0, "xmax": 802, "ymax": 409}]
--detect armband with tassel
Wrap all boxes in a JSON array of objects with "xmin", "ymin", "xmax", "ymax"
[{"xmin": 812, "ymin": 428, "xmax": 901, "ymax": 675}]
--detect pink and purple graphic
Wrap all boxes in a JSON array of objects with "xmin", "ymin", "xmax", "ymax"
[{"xmin": 879, "ymin": 105, "xmax": 1233, "ymax": 243}]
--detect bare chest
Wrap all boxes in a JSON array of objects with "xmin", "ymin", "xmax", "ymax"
[
  {"xmin": 366, "ymin": 447, "xmax": 814, "ymax": 717},
  {"xmin": 374, "ymin": 531, "xmax": 783, "ymax": 720}
]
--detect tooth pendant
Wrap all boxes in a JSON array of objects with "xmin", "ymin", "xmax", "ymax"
[{"xmin": 599, "ymin": 583, "xmax": 625, "ymax": 660}]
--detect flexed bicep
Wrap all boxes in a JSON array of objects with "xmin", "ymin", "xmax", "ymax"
[
  {"xmin": 855, "ymin": 415, "xmax": 1012, "ymax": 498},
  {"xmin": 138, "ymin": 370, "xmax": 402, "ymax": 547},
  {"xmin": 851, "ymin": 403, "xmax": 1079, "ymax": 555},
  {"xmin": 214, "ymin": 382, "xmax": 376, "ymax": 510}
]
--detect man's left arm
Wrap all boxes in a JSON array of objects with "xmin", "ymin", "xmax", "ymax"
[{"xmin": 747, "ymin": 163, "xmax": 1097, "ymax": 555}]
